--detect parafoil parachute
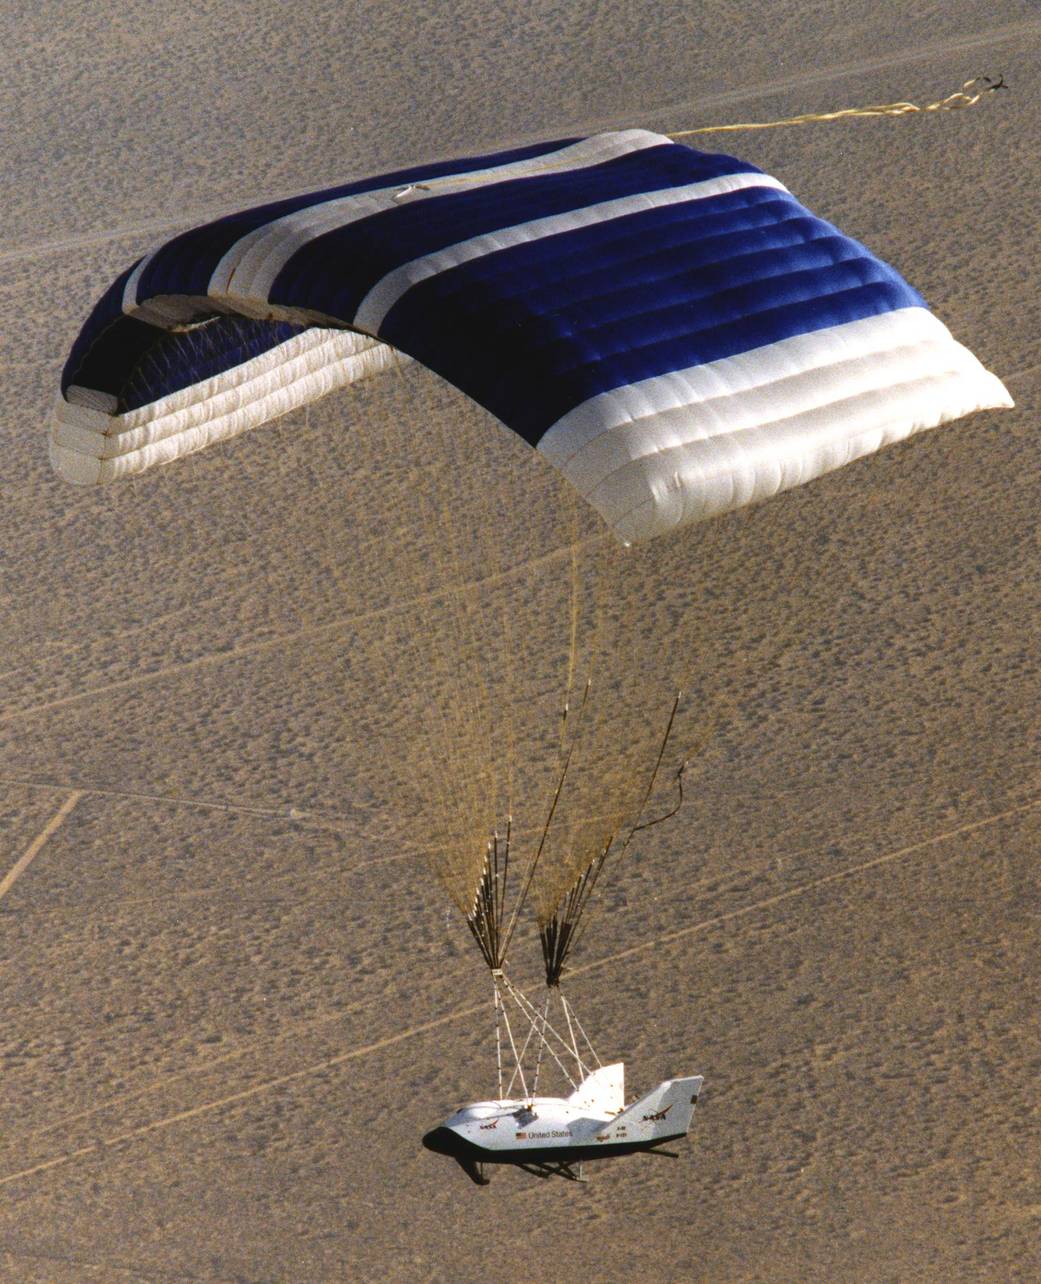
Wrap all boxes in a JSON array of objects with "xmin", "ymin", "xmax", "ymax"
[
  {"xmin": 52, "ymin": 129, "xmax": 1010, "ymax": 545},
  {"xmin": 50, "ymin": 129, "xmax": 1012, "ymax": 996}
]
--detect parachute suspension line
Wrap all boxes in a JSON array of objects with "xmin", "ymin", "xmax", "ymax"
[
  {"xmin": 631, "ymin": 759, "xmax": 687, "ymax": 833},
  {"xmin": 559, "ymin": 529, "xmax": 583, "ymax": 752},
  {"xmin": 495, "ymin": 974, "xmax": 530, "ymax": 1101},
  {"xmin": 404, "ymin": 363, "xmax": 507, "ymax": 883},
  {"xmin": 530, "ymin": 989, "xmax": 552, "ymax": 1096},
  {"xmin": 560, "ymin": 992, "xmax": 602, "ymax": 1071},
  {"xmin": 497, "ymin": 591, "xmax": 518, "ymax": 820},
  {"xmin": 569, "ymin": 705, "xmax": 726, "ymax": 974},
  {"xmin": 622, "ymin": 691, "xmax": 683, "ymax": 844},
  {"xmin": 322, "ymin": 386, "xmax": 478, "ymax": 889},
  {"xmin": 539, "ymin": 840, "xmax": 611, "ymax": 987},
  {"xmin": 538, "ymin": 691, "xmax": 687, "ymax": 985},
  {"xmin": 464, "ymin": 644, "xmax": 598, "ymax": 982},
  {"xmin": 500, "ymin": 678, "xmax": 592, "ymax": 964},
  {"xmin": 493, "ymin": 973, "xmax": 505, "ymax": 1100},
  {"xmin": 466, "ymin": 819, "xmax": 512, "ymax": 971},
  {"xmin": 560, "ymin": 990, "xmax": 581, "ymax": 1069},
  {"xmin": 510, "ymin": 991, "xmax": 582, "ymax": 1091},
  {"xmin": 668, "ymin": 74, "xmax": 1007, "ymax": 138},
  {"xmin": 496, "ymin": 975, "xmax": 597, "ymax": 1097},
  {"xmin": 507, "ymin": 996, "xmax": 545, "ymax": 1097},
  {"xmin": 497, "ymin": 817, "xmax": 511, "ymax": 958},
  {"xmin": 558, "ymin": 990, "xmax": 600, "ymax": 1076},
  {"xmin": 558, "ymin": 673, "xmax": 593, "ymax": 771}
]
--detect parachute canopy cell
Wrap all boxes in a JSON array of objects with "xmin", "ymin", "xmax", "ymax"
[{"xmin": 52, "ymin": 130, "xmax": 1012, "ymax": 542}]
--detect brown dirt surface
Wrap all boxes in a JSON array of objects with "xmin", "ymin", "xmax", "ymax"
[{"xmin": 2, "ymin": 3, "xmax": 1039, "ymax": 1280}]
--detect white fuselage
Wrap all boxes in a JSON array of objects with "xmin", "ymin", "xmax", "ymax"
[
  {"xmin": 423, "ymin": 1063, "xmax": 703, "ymax": 1173},
  {"xmin": 442, "ymin": 1094, "xmax": 627, "ymax": 1154}
]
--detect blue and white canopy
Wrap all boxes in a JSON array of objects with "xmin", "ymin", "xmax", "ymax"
[{"xmin": 52, "ymin": 129, "xmax": 1011, "ymax": 542}]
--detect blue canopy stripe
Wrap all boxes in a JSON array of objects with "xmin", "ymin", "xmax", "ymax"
[{"xmin": 51, "ymin": 129, "xmax": 1011, "ymax": 541}]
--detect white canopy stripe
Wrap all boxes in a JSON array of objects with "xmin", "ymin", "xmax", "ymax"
[
  {"xmin": 51, "ymin": 328, "xmax": 403, "ymax": 485},
  {"xmin": 353, "ymin": 173, "xmax": 787, "ymax": 334},
  {"xmin": 206, "ymin": 131, "xmax": 666, "ymax": 306}
]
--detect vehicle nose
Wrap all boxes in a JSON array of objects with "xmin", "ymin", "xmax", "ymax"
[{"xmin": 422, "ymin": 1127, "xmax": 457, "ymax": 1156}]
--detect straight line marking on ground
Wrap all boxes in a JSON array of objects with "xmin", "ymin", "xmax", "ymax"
[
  {"xmin": 2, "ymin": 790, "xmax": 1038, "ymax": 1189},
  {"xmin": 0, "ymin": 791, "xmax": 84, "ymax": 904}
]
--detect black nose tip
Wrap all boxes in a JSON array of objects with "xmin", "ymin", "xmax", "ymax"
[{"xmin": 422, "ymin": 1127, "xmax": 455, "ymax": 1156}]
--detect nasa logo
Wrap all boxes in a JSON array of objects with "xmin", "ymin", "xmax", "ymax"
[
  {"xmin": 479, "ymin": 1120, "xmax": 498, "ymax": 1130},
  {"xmin": 642, "ymin": 1104, "xmax": 673, "ymax": 1122}
]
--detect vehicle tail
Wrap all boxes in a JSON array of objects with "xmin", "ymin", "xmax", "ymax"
[{"xmin": 612, "ymin": 1074, "xmax": 704, "ymax": 1144}]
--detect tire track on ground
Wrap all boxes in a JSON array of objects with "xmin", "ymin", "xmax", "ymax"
[
  {"xmin": 567, "ymin": 792, "xmax": 1041, "ymax": 980},
  {"xmin": 24, "ymin": 992, "xmax": 386, "ymax": 1143},
  {"xmin": 0, "ymin": 602, "xmax": 203, "ymax": 688},
  {"xmin": 8, "ymin": 361, "xmax": 1034, "ymax": 733},
  {"xmin": 639, "ymin": 17, "xmax": 1040, "ymax": 130},
  {"xmin": 0, "ymin": 931, "xmax": 543, "ymax": 1157},
  {"xmin": 0, "ymin": 792, "xmax": 83, "ymax": 904},
  {"xmin": 1004, "ymin": 362, "xmax": 1041, "ymax": 390},
  {"xmin": 0, "ymin": 537, "xmax": 594, "ymax": 728},
  {"xmin": 0, "ymin": 1247, "xmax": 182, "ymax": 1283},
  {"xmin": 1, "ymin": 790, "xmax": 1037, "ymax": 1189},
  {"xmin": 4, "ymin": 17, "xmax": 1036, "ymax": 272},
  {"xmin": 0, "ymin": 773, "xmax": 337, "ymax": 826},
  {"xmin": 0, "ymin": 1005, "xmax": 485, "ymax": 1190}
]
